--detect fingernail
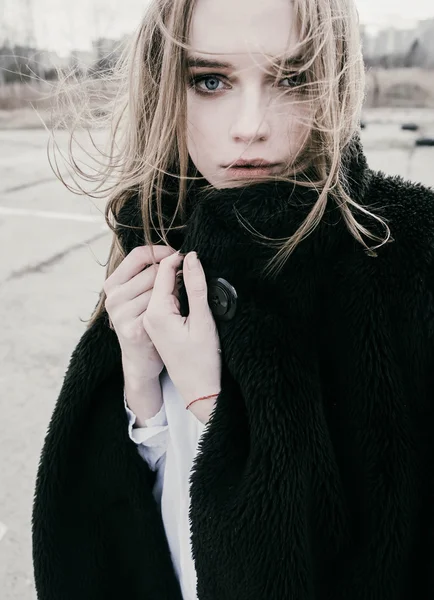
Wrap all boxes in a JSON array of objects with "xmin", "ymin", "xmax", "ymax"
[{"xmin": 187, "ymin": 251, "xmax": 199, "ymax": 270}]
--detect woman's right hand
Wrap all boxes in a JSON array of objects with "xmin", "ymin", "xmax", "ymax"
[{"xmin": 103, "ymin": 244, "xmax": 177, "ymax": 382}]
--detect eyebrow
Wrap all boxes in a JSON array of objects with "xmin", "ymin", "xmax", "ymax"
[{"xmin": 186, "ymin": 55, "xmax": 304, "ymax": 70}]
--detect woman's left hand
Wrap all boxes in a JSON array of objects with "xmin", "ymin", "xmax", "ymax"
[{"xmin": 143, "ymin": 250, "xmax": 221, "ymax": 421}]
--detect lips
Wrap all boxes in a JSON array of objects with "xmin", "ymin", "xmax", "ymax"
[
  {"xmin": 223, "ymin": 159, "xmax": 281, "ymax": 168},
  {"xmin": 230, "ymin": 164, "xmax": 277, "ymax": 169},
  {"xmin": 222, "ymin": 164, "xmax": 283, "ymax": 180}
]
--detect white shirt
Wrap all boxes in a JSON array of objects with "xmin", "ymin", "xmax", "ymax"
[{"xmin": 124, "ymin": 368, "xmax": 210, "ymax": 600}]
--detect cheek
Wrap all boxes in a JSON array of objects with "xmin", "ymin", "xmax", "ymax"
[
  {"xmin": 187, "ymin": 97, "xmax": 206, "ymax": 152},
  {"xmin": 185, "ymin": 98, "xmax": 213, "ymax": 182},
  {"xmin": 280, "ymin": 103, "xmax": 312, "ymax": 145},
  {"xmin": 187, "ymin": 95, "xmax": 216, "ymax": 138},
  {"xmin": 186, "ymin": 95, "xmax": 225, "ymax": 165}
]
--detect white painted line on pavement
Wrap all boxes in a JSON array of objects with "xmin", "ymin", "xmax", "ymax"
[
  {"xmin": 0, "ymin": 206, "xmax": 106, "ymax": 225},
  {"xmin": 0, "ymin": 152, "xmax": 42, "ymax": 166},
  {"xmin": 0, "ymin": 521, "xmax": 7, "ymax": 542}
]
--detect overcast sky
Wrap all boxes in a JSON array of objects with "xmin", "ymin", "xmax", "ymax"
[{"xmin": 3, "ymin": 0, "xmax": 434, "ymax": 55}]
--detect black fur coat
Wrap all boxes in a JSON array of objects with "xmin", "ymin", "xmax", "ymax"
[{"xmin": 33, "ymin": 139, "xmax": 434, "ymax": 599}]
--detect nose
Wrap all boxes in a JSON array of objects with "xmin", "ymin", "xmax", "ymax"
[{"xmin": 229, "ymin": 92, "xmax": 271, "ymax": 144}]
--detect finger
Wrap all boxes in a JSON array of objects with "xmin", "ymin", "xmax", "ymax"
[
  {"xmin": 182, "ymin": 252, "xmax": 210, "ymax": 322},
  {"xmin": 121, "ymin": 263, "xmax": 159, "ymax": 300},
  {"xmin": 127, "ymin": 289, "xmax": 154, "ymax": 318},
  {"xmin": 106, "ymin": 245, "xmax": 175, "ymax": 289},
  {"xmin": 106, "ymin": 288, "xmax": 153, "ymax": 322},
  {"xmin": 147, "ymin": 251, "xmax": 184, "ymax": 313}
]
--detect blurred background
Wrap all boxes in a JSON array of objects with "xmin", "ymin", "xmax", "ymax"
[{"xmin": 0, "ymin": 1, "xmax": 434, "ymax": 598}]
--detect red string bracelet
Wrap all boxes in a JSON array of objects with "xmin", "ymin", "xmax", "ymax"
[{"xmin": 186, "ymin": 393, "xmax": 219, "ymax": 411}]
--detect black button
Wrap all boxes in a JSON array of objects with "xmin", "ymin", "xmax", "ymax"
[{"xmin": 208, "ymin": 278, "xmax": 238, "ymax": 321}]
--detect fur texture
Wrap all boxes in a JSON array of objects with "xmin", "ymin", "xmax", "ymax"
[{"xmin": 32, "ymin": 139, "xmax": 434, "ymax": 599}]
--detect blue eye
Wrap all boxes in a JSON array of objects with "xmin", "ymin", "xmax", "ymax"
[
  {"xmin": 189, "ymin": 75, "xmax": 225, "ymax": 94},
  {"xmin": 281, "ymin": 74, "xmax": 304, "ymax": 87},
  {"xmin": 188, "ymin": 72, "xmax": 306, "ymax": 96}
]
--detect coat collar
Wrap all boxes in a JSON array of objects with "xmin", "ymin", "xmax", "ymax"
[{"xmin": 117, "ymin": 134, "xmax": 372, "ymax": 262}]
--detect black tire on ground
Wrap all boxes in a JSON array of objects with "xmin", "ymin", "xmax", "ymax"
[
  {"xmin": 415, "ymin": 138, "xmax": 434, "ymax": 147},
  {"xmin": 401, "ymin": 123, "xmax": 419, "ymax": 131}
]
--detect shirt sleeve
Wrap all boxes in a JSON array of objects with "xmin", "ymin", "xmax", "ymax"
[{"xmin": 124, "ymin": 390, "xmax": 169, "ymax": 472}]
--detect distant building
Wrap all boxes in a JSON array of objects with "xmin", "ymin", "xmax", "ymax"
[
  {"xmin": 416, "ymin": 18, "xmax": 434, "ymax": 67},
  {"xmin": 89, "ymin": 37, "xmax": 130, "ymax": 74},
  {"xmin": 360, "ymin": 26, "xmax": 376, "ymax": 59},
  {"xmin": 92, "ymin": 38, "xmax": 123, "ymax": 62},
  {"xmin": 33, "ymin": 50, "xmax": 70, "ymax": 73},
  {"xmin": 372, "ymin": 28, "xmax": 416, "ymax": 59},
  {"xmin": 360, "ymin": 23, "xmax": 434, "ymax": 68},
  {"xmin": 70, "ymin": 49, "xmax": 98, "ymax": 74},
  {"xmin": 0, "ymin": 44, "xmax": 44, "ymax": 82}
]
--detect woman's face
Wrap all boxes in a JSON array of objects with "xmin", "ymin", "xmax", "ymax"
[{"xmin": 186, "ymin": 0, "xmax": 311, "ymax": 189}]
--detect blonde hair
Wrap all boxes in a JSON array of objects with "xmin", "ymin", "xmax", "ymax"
[{"xmin": 48, "ymin": 0, "xmax": 390, "ymax": 330}]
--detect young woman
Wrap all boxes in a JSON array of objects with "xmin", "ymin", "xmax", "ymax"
[{"xmin": 32, "ymin": 0, "xmax": 434, "ymax": 598}]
